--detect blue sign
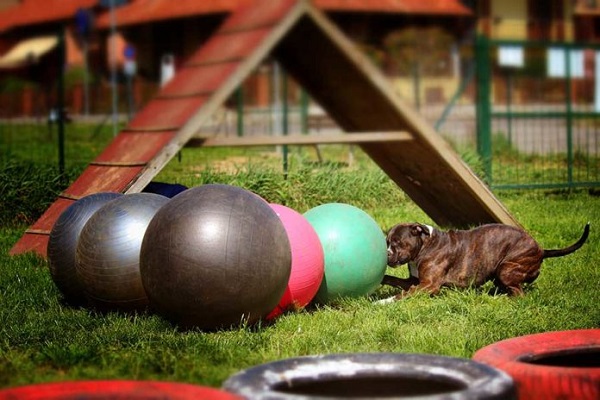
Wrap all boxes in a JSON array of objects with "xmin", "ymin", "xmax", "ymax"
[
  {"xmin": 99, "ymin": 0, "xmax": 128, "ymax": 7},
  {"xmin": 75, "ymin": 8, "xmax": 93, "ymax": 37},
  {"xmin": 124, "ymin": 45, "xmax": 136, "ymax": 60}
]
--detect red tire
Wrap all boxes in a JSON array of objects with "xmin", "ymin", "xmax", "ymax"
[
  {"xmin": 473, "ymin": 329, "xmax": 600, "ymax": 400},
  {"xmin": 0, "ymin": 380, "xmax": 242, "ymax": 400}
]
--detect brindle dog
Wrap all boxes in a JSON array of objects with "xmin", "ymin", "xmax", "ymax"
[{"xmin": 379, "ymin": 222, "xmax": 590, "ymax": 302}]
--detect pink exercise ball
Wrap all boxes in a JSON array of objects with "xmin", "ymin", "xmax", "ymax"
[{"xmin": 267, "ymin": 204, "xmax": 324, "ymax": 319}]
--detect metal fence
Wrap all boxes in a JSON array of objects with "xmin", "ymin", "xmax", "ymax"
[
  {"xmin": 2, "ymin": 38, "xmax": 599, "ymax": 192},
  {"xmin": 475, "ymin": 36, "xmax": 600, "ymax": 190},
  {"xmin": 0, "ymin": 77, "xmax": 159, "ymax": 171}
]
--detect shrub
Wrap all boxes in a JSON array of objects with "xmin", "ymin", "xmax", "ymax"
[{"xmin": 0, "ymin": 161, "xmax": 75, "ymax": 226}]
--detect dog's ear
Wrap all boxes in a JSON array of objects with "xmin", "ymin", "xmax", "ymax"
[{"xmin": 410, "ymin": 224, "xmax": 431, "ymax": 237}]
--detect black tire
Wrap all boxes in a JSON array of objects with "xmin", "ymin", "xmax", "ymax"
[{"xmin": 223, "ymin": 352, "xmax": 516, "ymax": 399}]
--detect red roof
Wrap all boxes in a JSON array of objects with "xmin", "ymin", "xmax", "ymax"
[
  {"xmin": 0, "ymin": 0, "xmax": 98, "ymax": 33},
  {"xmin": 95, "ymin": 0, "xmax": 250, "ymax": 28},
  {"xmin": 95, "ymin": 0, "xmax": 470, "ymax": 28},
  {"xmin": 315, "ymin": 0, "xmax": 471, "ymax": 15},
  {"xmin": 0, "ymin": 0, "xmax": 470, "ymax": 33}
]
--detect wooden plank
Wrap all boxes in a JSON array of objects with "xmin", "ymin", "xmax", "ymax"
[
  {"xmin": 9, "ymin": 198, "xmax": 74, "ymax": 257},
  {"xmin": 9, "ymin": 233, "xmax": 49, "ymax": 258},
  {"xmin": 127, "ymin": 96, "xmax": 209, "ymax": 132},
  {"xmin": 94, "ymin": 131, "xmax": 177, "ymax": 162},
  {"xmin": 275, "ymin": 5, "xmax": 519, "ymax": 228},
  {"xmin": 218, "ymin": 0, "xmax": 299, "ymax": 33},
  {"xmin": 186, "ymin": 28, "xmax": 271, "ymax": 66},
  {"xmin": 66, "ymin": 166, "xmax": 143, "ymax": 197},
  {"xmin": 124, "ymin": 0, "xmax": 309, "ymax": 194},
  {"xmin": 188, "ymin": 131, "xmax": 413, "ymax": 147},
  {"xmin": 159, "ymin": 62, "xmax": 239, "ymax": 98}
]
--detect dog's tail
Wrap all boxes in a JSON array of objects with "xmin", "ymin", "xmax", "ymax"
[{"xmin": 543, "ymin": 223, "xmax": 590, "ymax": 259}]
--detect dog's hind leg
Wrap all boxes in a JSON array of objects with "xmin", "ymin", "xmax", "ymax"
[{"xmin": 494, "ymin": 261, "xmax": 534, "ymax": 296}]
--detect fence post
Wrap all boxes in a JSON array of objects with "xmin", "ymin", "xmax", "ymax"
[
  {"xmin": 282, "ymin": 68, "xmax": 289, "ymax": 178},
  {"xmin": 565, "ymin": 46, "xmax": 574, "ymax": 187},
  {"xmin": 300, "ymin": 89, "xmax": 309, "ymax": 134},
  {"xmin": 57, "ymin": 26, "xmax": 66, "ymax": 175},
  {"xmin": 236, "ymin": 86, "xmax": 244, "ymax": 137},
  {"xmin": 475, "ymin": 35, "xmax": 492, "ymax": 184}
]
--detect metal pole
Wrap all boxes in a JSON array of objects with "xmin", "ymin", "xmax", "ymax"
[
  {"xmin": 435, "ymin": 61, "xmax": 475, "ymax": 131},
  {"xmin": 506, "ymin": 69, "xmax": 513, "ymax": 146},
  {"xmin": 412, "ymin": 60, "xmax": 421, "ymax": 111},
  {"xmin": 475, "ymin": 35, "xmax": 492, "ymax": 184},
  {"xmin": 57, "ymin": 27, "xmax": 66, "ymax": 174},
  {"xmin": 272, "ymin": 61, "xmax": 281, "ymax": 146},
  {"xmin": 82, "ymin": 38, "xmax": 90, "ymax": 116},
  {"xmin": 109, "ymin": 0, "xmax": 119, "ymax": 136},
  {"xmin": 282, "ymin": 68, "xmax": 289, "ymax": 178},
  {"xmin": 565, "ymin": 47, "xmax": 573, "ymax": 187},
  {"xmin": 236, "ymin": 86, "xmax": 244, "ymax": 137},
  {"xmin": 300, "ymin": 89, "xmax": 308, "ymax": 134},
  {"xmin": 126, "ymin": 74, "xmax": 134, "ymax": 120}
]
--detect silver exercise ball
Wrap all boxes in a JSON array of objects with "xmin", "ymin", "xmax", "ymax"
[
  {"xmin": 75, "ymin": 192, "xmax": 169, "ymax": 312},
  {"xmin": 47, "ymin": 192, "xmax": 123, "ymax": 305},
  {"xmin": 140, "ymin": 184, "xmax": 292, "ymax": 330}
]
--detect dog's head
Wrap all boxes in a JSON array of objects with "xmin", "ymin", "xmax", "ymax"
[{"xmin": 386, "ymin": 223, "xmax": 432, "ymax": 266}]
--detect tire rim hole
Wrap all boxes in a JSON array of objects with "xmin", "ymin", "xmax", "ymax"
[
  {"xmin": 520, "ymin": 348, "xmax": 600, "ymax": 368},
  {"xmin": 272, "ymin": 375, "xmax": 467, "ymax": 397}
]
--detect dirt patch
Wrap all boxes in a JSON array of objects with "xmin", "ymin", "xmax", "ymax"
[{"xmin": 191, "ymin": 153, "xmax": 278, "ymax": 174}]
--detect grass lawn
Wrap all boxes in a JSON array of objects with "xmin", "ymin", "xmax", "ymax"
[{"xmin": 1, "ymin": 145, "xmax": 598, "ymax": 391}]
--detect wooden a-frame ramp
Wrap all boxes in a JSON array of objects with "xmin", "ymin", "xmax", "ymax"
[{"xmin": 11, "ymin": 0, "xmax": 518, "ymax": 258}]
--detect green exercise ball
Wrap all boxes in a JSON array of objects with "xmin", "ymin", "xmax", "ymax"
[{"xmin": 303, "ymin": 203, "xmax": 387, "ymax": 303}]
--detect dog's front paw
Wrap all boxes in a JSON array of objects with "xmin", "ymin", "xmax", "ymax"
[{"xmin": 374, "ymin": 296, "xmax": 397, "ymax": 305}]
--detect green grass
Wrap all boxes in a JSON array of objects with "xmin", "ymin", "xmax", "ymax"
[
  {"xmin": 489, "ymin": 133, "xmax": 600, "ymax": 189},
  {"xmin": 1, "ymin": 122, "xmax": 116, "ymax": 171},
  {"xmin": 1, "ymin": 145, "xmax": 599, "ymax": 392}
]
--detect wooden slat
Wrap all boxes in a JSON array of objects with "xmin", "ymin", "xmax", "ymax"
[
  {"xmin": 58, "ymin": 193, "xmax": 82, "ymax": 201},
  {"xmin": 185, "ymin": 28, "xmax": 272, "ymax": 66},
  {"xmin": 89, "ymin": 161, "xmax": 148, "ymax": 167},
  {"xmin": 127, "ymin": 96, "xmax": 208, "ymax": 131},
  {"xmin": 94, "ymin": 131, "xmax": 176, "ymax": 163},
  {"xmin": 9, "ymin": 233, "xmax": 49, "ymax": 257},
  {"xmin": 25, "ymin": 229, "xmax": 52, "ymax": 235},
  {"xmin": 9, "ymin": 198, "xmax": 75, "ymax": 257},
  {"xmin": 188, "ymin": 131, "xmax": 413, "ymax": 147},
  {"xmin": 66, "ymin": 166, "xmax": 143, "ymax": 197},
  {"xmin": 218, "ymin": 0, "xmax": 298, "ymax": 33},
  {"xmin": 159, "ymin": 62, "xmax": 238, "ymax": 98}
]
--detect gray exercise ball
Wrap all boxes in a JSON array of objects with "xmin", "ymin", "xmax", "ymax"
[
  {"xmin": 48, "ymin": 192, "xmax": 123, "ymax": 305},
  {"xmin": 75, "ymin": 192, "xmax": 169, "ymax": 312},
  {"xmin": 140, "ymin": 184, "xmax": 291, "ymax": 330}
]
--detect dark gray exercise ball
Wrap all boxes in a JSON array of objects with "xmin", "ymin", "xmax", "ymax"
[
  {"xmin": 139, "ymin": 184, "xmax": 292, "ymax": 330},
  {"xmin": 47, "ymin": 192, "xmax": 123, "ymax": 305},
  {"xmin": 75, "ymin": 192, "xmax": 169, "ymax": 312}
]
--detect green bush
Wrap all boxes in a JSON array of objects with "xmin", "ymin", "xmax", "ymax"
[
  {"xmin": 0, "ymin": 161, "xmax": 75, "ymax": 226},
  {"xmin": 207, "ymin": 166, "xmax": 400, "ymax": 210},
  {"xmin": 0, "ymin": 77, "xmax": 36, "ymax": 93}
]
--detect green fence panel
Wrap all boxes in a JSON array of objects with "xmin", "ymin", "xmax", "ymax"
[{"xmin": 476, "ymin": 37, "xmax": 600, "ymax": 190}]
